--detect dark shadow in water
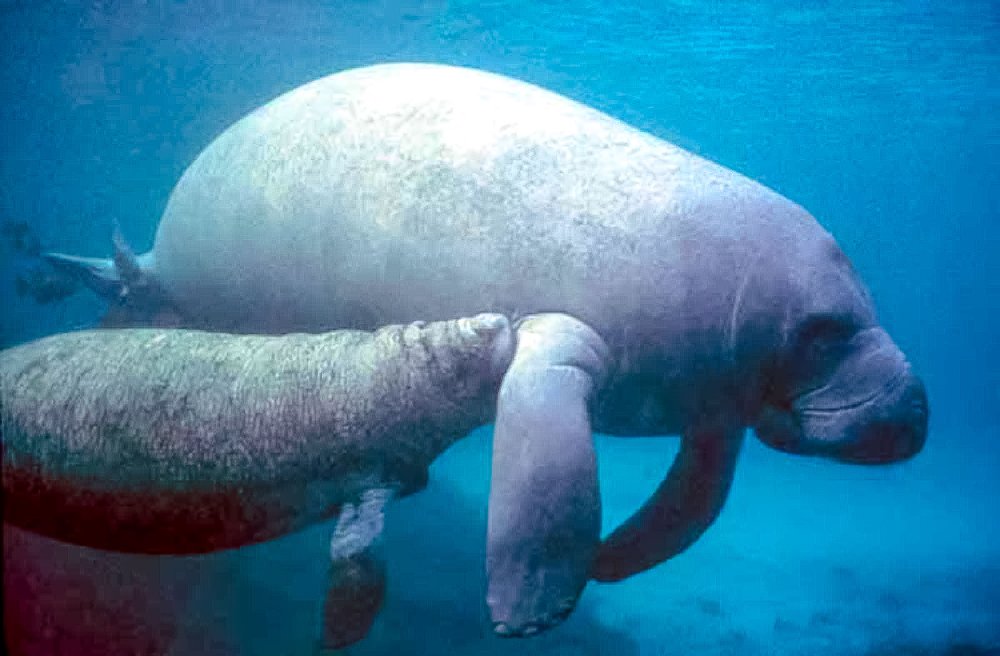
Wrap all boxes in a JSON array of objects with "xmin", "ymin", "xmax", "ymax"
[
  {"xmin": 4, "ymin": 473, "xmax": 639, "ymax": 655},
  {"xmin": 4, "ymin": 524, "xmax": 219, "ymax": 655}
]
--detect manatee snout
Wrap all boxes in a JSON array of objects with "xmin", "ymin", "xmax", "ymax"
[
  {"xmin": 756, "ymin": 326, "xmax": 928, "ymax": 465},
  {"xmin": 832, "ymin": 374, "xmax": 927, "ymax": 464}
]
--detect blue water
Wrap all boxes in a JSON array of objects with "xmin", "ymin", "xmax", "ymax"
[{"xmin": 2, "ymin": 1, "xmax": 998, "ymax": 654}]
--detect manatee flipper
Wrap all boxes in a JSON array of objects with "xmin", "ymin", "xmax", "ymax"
[
  {"xmin": 592, "ymin": 425, "xmax": 744, "ymax": 582},
  {"xmin": 320, "ymin": 488, "xmax": 393, "ymax": 651},
  {"xmin": 321, "ymin": 550, "xmax": 386, "ymax": 652},
  {"xmin": 487, "ymin": 313, "xmax": 610, "ymax": 637}
]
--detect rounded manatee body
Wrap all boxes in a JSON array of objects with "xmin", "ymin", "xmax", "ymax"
[
  {"xmin": 43, "ymin": 63, "xmax": 928, "ymax": 636},
  {"xmin": 0, "ymin": 314, "xmax": 513, "ymax": 553}
]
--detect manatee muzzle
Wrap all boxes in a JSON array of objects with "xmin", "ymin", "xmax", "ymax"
[
  {"xmin": 796, "ymin": 371, "xmax": 928, "ymax": 464},
  {"xmin": 756, "ymin": 327, "xmax": 929, "ymax": 464}
]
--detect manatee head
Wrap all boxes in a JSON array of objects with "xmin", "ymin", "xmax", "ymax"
[{"xmin": 752, "ymin": 237, "xmax": 928, "ymax": 465}]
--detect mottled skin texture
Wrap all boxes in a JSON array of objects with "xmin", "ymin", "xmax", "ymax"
[
  {"xmin": 38, "ymin": 63, "xmax": 928, "ymax": 638},
  {"xmin": 1, "ymin": 314, "xmax": 513, "ymax": 553}
]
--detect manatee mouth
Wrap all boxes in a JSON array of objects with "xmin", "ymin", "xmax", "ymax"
[
  {"xmin": 794, "ymin": 369, "xmax": 908, "ymax": 416},
  {"xmin": 492, "ymin": 600, "xmax": 577, "ymax": 638},
  {"xmin": 757, "ymin": 372, "xmax": 928, "ymax": 465},
  {"xmin": 832, "ymin": 377, "xmax": 928, "ymax": 464}
]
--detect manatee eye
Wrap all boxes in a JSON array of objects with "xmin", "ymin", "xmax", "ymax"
[{"xmin": 789, "ymin": 314, "xmax": 858, "ymax": 386}]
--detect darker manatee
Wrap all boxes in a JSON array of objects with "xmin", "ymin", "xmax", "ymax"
[{"xmin": 1, "ymin": 314, "xmax": 513, "ymax": 553}]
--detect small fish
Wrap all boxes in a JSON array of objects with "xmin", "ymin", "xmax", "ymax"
[
  {"xmin": 1, "ymin": 219, "xmax": 42, "ymax": 256},
  {"xmin": 14, "ymin": 265, "xmax": 79, "ymax": 304}
]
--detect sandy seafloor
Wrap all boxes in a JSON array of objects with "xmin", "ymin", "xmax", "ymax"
[{"xmin": 2, "ymin": 1, "xmax": 1000, "ymax": 654}]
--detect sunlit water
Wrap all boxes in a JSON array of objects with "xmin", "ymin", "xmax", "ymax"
[{"xmin": 2, "ymin": 2, "xmax": 998, "ymax": 654}]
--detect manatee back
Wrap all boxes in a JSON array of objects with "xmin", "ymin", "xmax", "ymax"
[{"xmin": 151, "ymin": 63, "xmax": 802, "ymax": 336}]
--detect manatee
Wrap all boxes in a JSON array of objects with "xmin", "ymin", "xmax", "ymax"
[
  {"xmin": 0, "ymin": 314, "xmax": 512, "ymax": 553},
  {"xmin": 42, "ymin": 62, "xmax": 928, "ymax": 636}
]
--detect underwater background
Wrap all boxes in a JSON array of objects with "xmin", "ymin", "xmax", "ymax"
[{"xmin": 1, "ymin": 1, "xmax": 998, "ymax": 654}]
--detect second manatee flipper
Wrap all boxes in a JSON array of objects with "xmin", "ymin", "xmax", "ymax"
[
  {"xmin": 1, "ymin": 314, "xmax": 514, "ymax": 554},
  {"xmin": 487, "ymin": 313, "xmax": 610, "ymax": 637},
  {"xmin": 592, "ymin": 425, "xmax": 744, "ymax": 582}
]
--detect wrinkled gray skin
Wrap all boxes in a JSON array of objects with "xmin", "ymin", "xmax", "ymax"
[
  {"xmin": 46, "ymin": 63, "xmax": 928, "ymax": 636},
  {"xmin": 0, "ymin": 314, "xmax": 513, "ymax": 553}
]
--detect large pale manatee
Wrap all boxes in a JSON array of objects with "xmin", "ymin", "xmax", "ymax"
[{"xmin": 39, "ymin": 62, "xmax": 928, "ymax": 637}]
